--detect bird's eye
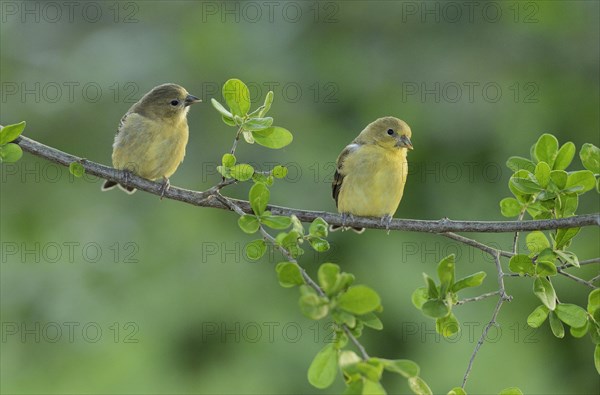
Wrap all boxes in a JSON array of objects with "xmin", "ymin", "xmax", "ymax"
[
  {"xmin": 170, "ymin": 99, "xmax": 180, "ymax": 106},
  {"xmin": 387, "ymin": 129, "xmax": 394, "ymax": 135}
]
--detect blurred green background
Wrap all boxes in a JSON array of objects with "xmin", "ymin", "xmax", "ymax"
[{"xmin": 1, "ymin": 1, "xmax": 599, "ymax": 394}]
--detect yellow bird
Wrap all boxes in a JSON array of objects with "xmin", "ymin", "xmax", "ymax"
[
  {"xmin": 101, "ymin": 83, "xmax": 200, "ymax": 196},
  {"xmin": 331, "ymin": 116, "xmax": 413, "ymax": 232}
]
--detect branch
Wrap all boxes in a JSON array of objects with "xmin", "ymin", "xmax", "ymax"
[
  {"xmin": 456, "ymin": 291, "xmax": 501, "ymax": 305},
  {"xmin": 13, "ymin": 135, "xmax": 600, "ymax": 233}
]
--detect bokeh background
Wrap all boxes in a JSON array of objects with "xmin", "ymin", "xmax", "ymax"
[{"xmin": 1, "ymin": 1, "xmax": 599, "ymax": 394}]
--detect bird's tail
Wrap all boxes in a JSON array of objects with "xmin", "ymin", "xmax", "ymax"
[
  {"xmin": 329, "ymin": 225, "xmax": 365, "ymax": 234},
  {"xmin": 101, "ymin": 180, "xmax": 136, "ymax": 194}
]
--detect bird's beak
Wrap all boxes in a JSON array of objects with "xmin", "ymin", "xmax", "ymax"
[
  {"xmin": 184, "ymin": 94, "xmax": 201, "ymax": 106},
  {"xmin": 397, "ymin": 135, "xmax": 413, "ymax": 150}
]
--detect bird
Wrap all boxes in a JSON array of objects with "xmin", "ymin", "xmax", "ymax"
[
  {"xmin": 101, "ymin": 83, "xmax": 200, "ymax": 196},
  {"xmin": 331, "ymin": 116, "xmax": 413, "ymax": 233}
]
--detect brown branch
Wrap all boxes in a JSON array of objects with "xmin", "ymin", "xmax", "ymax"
[{"xmin": 13, "ymin": 135, "xmax": 600, "ymax": 233}]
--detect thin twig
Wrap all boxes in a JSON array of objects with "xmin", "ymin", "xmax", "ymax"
[
  {"xmin": 512, "ymin": 210, "xmax": 526, "ymax": 255},
  {"xmin": 557, "ymin": 257, "xmax": 600, "ymax": 270},
  {"xmin": 12, "ymin": 135, "xmax": 600, "ymax": 233},
  {"xmin": 456, "ymin": 291, "xmax": 501, "ymax": 305},
  {"xmin": 590, "ymin": 274, "xmax": 600, "ymax": 283},
  {"xmin": 556, "ymin": 268, "xmax": 597, "ymax": 289},
  {"xmin": 442, "ymin": 232, "xmax": 513, "ymax": 258}
]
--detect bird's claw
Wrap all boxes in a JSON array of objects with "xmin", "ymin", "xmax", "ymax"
[
  {"xmin": 380, "ymin": 215, "xmax": 393, "ymax": 234},
  {"xmin": 160, "ymin": 177, "xmax": 170, "ymax": 199}
]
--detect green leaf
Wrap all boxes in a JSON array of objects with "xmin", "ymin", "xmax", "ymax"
[
  {"xmin": 308, "ymin": 237, "xmax": 330, "ymax": 252},
  {"xmin": 337, "ymin": 285, "xmax": 381, "ymax": 315},
  {"xmin": 272, "ymin": 165, "xmax": 288, "ymax": 179},
  {"xmin": 411, "ymin": 287, "xmax": 428, "ymax": 310},
  {"xmin": 506, "ymin": 156, "xmax": 535, "ymax": 173},
  {"xmin": 252, "ymin": 126, "xmax": 293, "ymax": 149},
  {"xmin": 243, "ymin": 117, "xmax": 274, "ymax": 131},
  {"xmin": 210, "ymin": 98, "xmax": 233, "ymax": 119},
  {"xmin": 222, "ymin": 153, "xmax": 236, "ymax": 167},
  {"xmin": 533, "ymin": 277, "xmax": 556, "ymax": 310},
  {"xmin": 554, "ymin": 142, "xmax": 576, "ymax": 170},
  {"xmin": 436, "ymin": 312, "xmax": 460, "ymax": 337},
  {"xmin": 360, "ymin": 313, "xmax": 383, "ymax": 330},
  {"xmin": 595, "ymin": 344, "xmax": 600, "ymax": 375},
  {"xmin": 527, "ymin": 304, "xmax": 550, "ymax": 328},
  {"xmin": 509, "ymin": 255, "xmax": 535, "ymax": 276},
  {"xmin": 580, "ymin": 143, "xmax": 600, "ymax": 173},
  {"xmin": 554, "ymin": 250, "xmax": 579, "ymax": 267},
  {"xmin": 307, "ymin": 344, "xmax": 338, "ymax": 389},
  {"xmin": 408, "ymin": 376, "xmax": 433, "ymax": 395},
  {"xmin": 259, "ymin": 90, "xmax": 274, "ymax": 117},
  {"xmin": 554, "ymin": 227, "xmax": 580, "ymax": 250},
  {"xmin": 362, "ymin": 379, "xmax": 386, "ymax": 395},
  {"xmin": 381, "ymin": 359, "xmax": 419, "ymax": 378},
  {"xmin": 318, "ymin": 263, "xmax": 340, "ymax": 295},
  {"xmin": 557, "ymin": 194, "xmax": 578, "ymax": 217},
  {"xmin": 526, "ymin": 231, "xmax": 550, "ymax": 254},
  {"xmin": 535, "ymin": 260, "xmax": 557, "ymax": 276},
  {"xmin": 499, "ymin": 197, "xmax": 522, "ymax": 217},
  {"xmin": 588, "ymin": 289, "xmax": 600, "ymax": 315},
  {"xmin": 498, "ymin": 388, "xmax": 524, "ymax": 395},
  {"xmin": 245, "ymin": 239, "xmax": 266, "ymax": 260},
  {"xmin": 238, "ymin": 215, "xmax": 260, "ymax": 234},
  {"xmin": 447, "ymin": 388, "xmax": 467, "ymax": 395},
  {"xmin": 510, "ymin": 176, "xmax": 543, "ymax": 194},
  {"xmin": 0, "ymin": 121, "xmax": 26, "ymax": 145},
  {"xmin": 249, "ymin": 182, "xmax": 270, "ymax": 216},
  {"xmin": 451, "ymin": 272, "xmax": 486, "ymax": 292},
  {"xmin": 423, "ymin": 273, "xmax": 439, "ymax": 299},
  {"xmin": 555, "ymin": 303, "xmax": 588, "ymax": 328},
  {"xmin": 0, "ymin": 143, "xmax": 23, "ymax": 163},
  {"xmin": 570, "ymin": 321, "xmax": 589, "ymax": 338},
  {"xmin": 565, "ymin": 170, "xmax": 596, "ymax": 194},
  {"xmin": 222, "ymin": 79, "xmax": 250, "ymax": 117},
  {"xmin": 309, "ymin": 217, "xmax": 329, "ymax": 238},
  {"xmin": 299, "ymin": 293, "xmax": 329, "ymax": 320},
  {"xmin": 421, "ymin": 299, "xmax": 450, "ymax": 318},
  {"xmin": 261, "ymin": 215, "xmax": 292, "ymax": 230},
  {"xmin": 230, "ymin": 164, "xmax": 254, "ymax": 181},
  {"xmin": 437, "ymin": 254, "xmax": 455, "ymax": 295},
  {"xmin": 222, "ymin": 115, "xmax": 236, "ymax": 126},
  {"xmin": 534, "ymin": 162, "xmax": 551, "ymax": 187},
  {"xmin": 548, "ymin": 311, "xmax": 565, "ymax": 338},
  {"xmin": 550, "ymin": 170, "xmax": 568, "ymax": 189},
  {"xmin": 275, "ymin": 262, "xmax": 304, "ymax": 288},
  {"xmin": 69, "ymin": 162, "xmax": 85, "ymax": 178},
  {"xmin": 534, "ymin": 133, "xmax": 559, "ymax": 167}
]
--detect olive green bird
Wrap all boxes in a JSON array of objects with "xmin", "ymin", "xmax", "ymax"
[
  {"xmin": 101, "ymin": 83, "xmax": 200, "ymax": 196},
  {"xmin": 331, "ymin": 116, "xmax": 413, "ymax": 233}
]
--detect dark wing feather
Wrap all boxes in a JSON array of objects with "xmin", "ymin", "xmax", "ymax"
[
  {"xmin": 116, "ymin": 111, "xmax": 130, "ymax": 135},
  {"xmin": 332, "ymin": 145, "xmax": 355, "ymax": 207}
]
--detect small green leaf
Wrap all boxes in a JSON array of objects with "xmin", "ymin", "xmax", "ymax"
[
  {"xmin": 222, "ymin": 115, "xmax": 236, "ymax": 126},
  {"xmin": 595, "ymin": 344, "xmax": 600, "ymax": 375},
  {"xmin": 411, "ymin": 287, "xmax": 428, "ymax": 310},
  {"xmin": 245, "ymin": 239, "xmax": 266, "ymax": 260},
  {"xmin": 509, "ymin": 255, "xmax": 535, "ymax": 276},
  {"xmin": 309, "ymin": 217, "xmax": 329, "ymax": 238},
  {"xmin": 318, "ymin": 263, "xmax": 340, "ymax": 294},
  {"xmin": 230, "ymin": 164, "xmax": 254, "ymax": 181},
  {"xmin": 222, "ymin": 153, "xmax": 236, "ymax": 167},
  {"xmin": 534, "ymin": 133, "xmax": 559, "ymax": 167},
  {"xmin": 308, "ymin": 237, "xmax": 330, "ymax": 252},
  {"xmin": 307, "ymin": 344, "xmax": 338, "ymax": 389},
  {"xmin": 423, "ymin": 273, "xmax": 439, "ymax": 299},
  {"xmin": 550, "ymin": 170, "xmax": 568, "ymax": 189},
  {"xmin": 243, "ymin": 117, "xmax": 274, "ymax": 131},
  {"xmin": 555, "ymin": 303, "xmax": 588, "ymax": 328},
  {"xmin": 554, "ymin": 250, "xmax": 579, "ymax": 267},
  {"xmin": 554, "ymin": 227, "xmax": 580, "ymax": 250},
  {"xmin": 360, "ymin": 313, "xmax": 383, "ymax": 330},
  {"xmin": 408, "ymin": 376, "xmax": 433, "ymax": 395},
  {"xmin": 451, "ymin": 272, "xmax": 486, "ymax": 292},
  {"xmin": 421, "ymin": 299, "xmax": 450, "ymax": 318},
  {"xmin": 548, "ymin": 311, "xmax": 565, "ymax": 338},
  {"xmin": 69, "ymin": 162, "xmax": 85, "ymax": 178},
  {"xmin": 506, "ymin": 156, "xmax": 535, "ymax": 173},
  {"xmin": 272, "ymin": 165, "xmax": 288, "ymax": 179},
  {"xmin": 498, "ymin": 388, "xmax": 524, "ymax": 395},
  {"xmin": 259, "ymin": 90, "xmax": 274, "ymax": 117},
  {"xmin": 580, "ymin": 143, "xmax": 600, "ymax": 173},
  {"xmin": 535, "ymin": 260, "xmax": 557, "ymax": 276},
  {"xmin": 238, "ymin": 215, "xmax": 260, "ymax": 234},
  {"xmin": 570, "ymin": 321, "xmax": 589, "ymax": 338},
  {"xmin": 0, "ymin": 121, "xmax": 26, "ymax": 145},
  {"xmin": 525, "ymin": 231, "xmax": 550, "ymax": 254},
  {"xmin": 534, "ymin": 161, "xmax": 551, "ymax": 187},
  {"xmin": 252, "ymin": 126, "xmax": 293, "ymax": 149},
  {"xmin": 500, "ymin": 197, "xmax": 522, "ymax": 217},
  {"xmin": 337, "ymin": 285, "xmax": 381, "ymax": 315},
  {"xmin": 554, "ymin": 142, "xmax": 576, "ymax": 170},
  {"xmin": 510, "ymin": 176, "xmax": 543, "ymax": 194},
  {"xmin": 261, "ymin": 215, "xmax": 292, "ymax": 230},
  {"xmin": 249, "ymin": 182, "xmax": 270, "ymax": 216},
  {"xmin": 222, "ymin": 79, "xmax": 250, "ymax": 117},
  {"xmin": 565, "ymin": 170, "xmax": 596, "ymax": 194},
  {"xmin": 210, "ymin": 98, "xmax": 233, "ymax": 119},
  {"xmin": 436, "ymin": 312, "xmax": 460, "ymax": 337},
  {"xmin": 362, "ymin": 379, "xmax": 386, "ymax": 395},
  {"xmin": 381, "ymin": 359, "xmax": 419, "ymax": 378},
  {"xmin": 437, "ymin": 254, "xmax": 455, "ymax": 295},
  {"xmin": 275, "ymin": 262, "xmax": 304, "ymax": 288},
  {"xmin": 299, "ymin": 293, "xmax": 329, "ymax": 320},
  {"xmin": 447, "ymin": 388, "xmax": 467, "ymax": 395},
  {"xmin": 527, "ymin": 305, "xmax": 550, "ymax": 328},
  {"xmin": 588, "ymin": 289, "xmax": 600, "ymax": 315},
  {"xmin": 0, "ymin": 143, "xmax": 23, "ymax": 163},
  {"xmin": 533, "ymin": 277, "xmax": 556, "ymax": 310}
]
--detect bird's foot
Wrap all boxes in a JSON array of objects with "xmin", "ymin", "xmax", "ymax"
[
  {"xmin": 123, "ymin": 169, "xmax": 132, "ymax": 185},
  {"xmin": 380, "ymin": 215, "xmax": 393, "ymax": 234},
  {"xmin": 160, "ymin": 177, "xmax": 170, "ymax": 199}
]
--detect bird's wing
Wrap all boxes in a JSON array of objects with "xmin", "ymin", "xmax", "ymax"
[
  {"xmin": 332, "ymin": 143, "xmax": 360, "ymax": 207},
  {"xmin": 115, "ymin": 112, "xmax": 130, "ymax": 135}
]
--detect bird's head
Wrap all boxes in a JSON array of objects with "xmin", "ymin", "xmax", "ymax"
[
  {"xmin": 356, "ymin": 116, "xmax": 413, "ymax": 151},
  {"xmin": 134, "ymin": 83, "xmax": 201, "ymax": 122}
]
